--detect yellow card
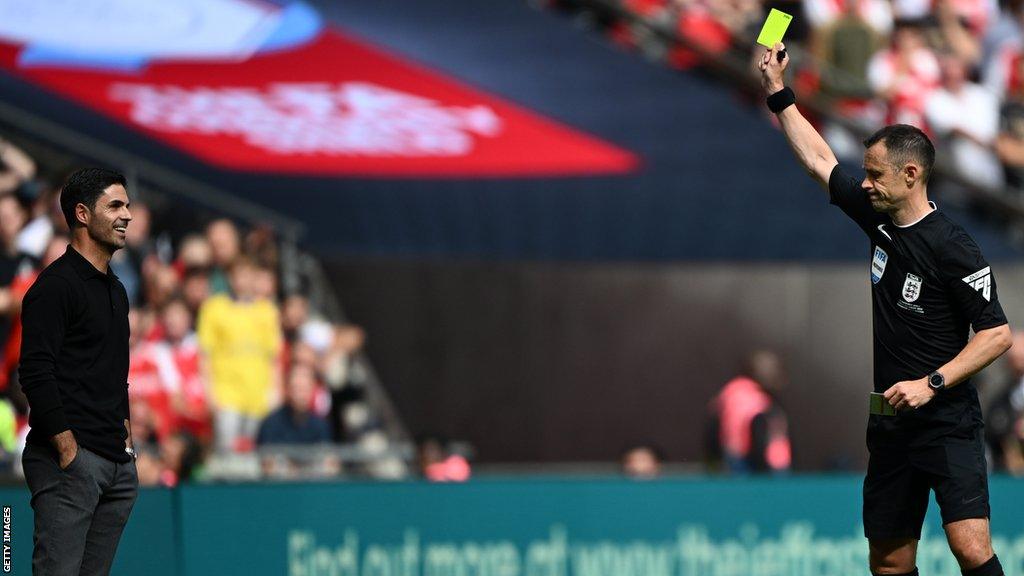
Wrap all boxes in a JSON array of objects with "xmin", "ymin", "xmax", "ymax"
[{"xmin": 756, "ymin": 9, "xmax": 793, "ymax": 49}]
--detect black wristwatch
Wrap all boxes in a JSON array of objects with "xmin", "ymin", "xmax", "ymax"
[{"xmin": 928, "ymin": 371, "xmax": 945, "ymax": 392}]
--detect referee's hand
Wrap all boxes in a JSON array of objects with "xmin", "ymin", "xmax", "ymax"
[
  {"xmin": 758, "ymin": 42, "xmax": 789, "ymax": 97},
  {"xmin": 883, "ymin": 377, "xmax": 936, "ymax": 411}
]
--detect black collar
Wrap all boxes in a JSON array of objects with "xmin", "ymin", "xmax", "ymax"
[{"xmin": 64, "ymin": 245, "xmax": 118, "ymax": 281}]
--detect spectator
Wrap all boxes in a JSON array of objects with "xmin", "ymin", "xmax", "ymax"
[
  {"xmin": 805, "ymin": 0, "xmax": 893, "ymax": 36},
  {"xmin": 174, "ymin": 234, "xmax": 212, "ymax": 275},
  {"xmin": 924, "ymin": 53, "xmax": 1002, "ymax": 189},
  {"xmin": 0, "ymin": 195, "xmax": 36, "ymax": 360},
  {"xmin": 0, "ymin": 136, "xmax": 36, "ymax": 196},
  {"xmin": 205, "ymin": 218, "xmax": 241, "ymax": 295},
  {"xmin": 245, "ymin": 225, "xmax": 280, "ymax": 271},
  {"xmin": 891, "ymin": 0, "xmax": 932, "ymax": 21},
  {"xmin": 128, "ymin": 397, "xmax": 161, "ymax": 451},
  {"xmin": 985, "ymin": 331, "xmax": 1024, "ymax": 474},
  {"xmin": 160, "ymin": 431, "xmax": 204, "ymax": 485},
  {"xmin": 114, "ymin": 203, "xmax": 155, "ymax": 307},
  {"xmin": 160, "ymin": 298, "xmax": 210, "ymax": 443},
  {"xmin": 867, "ymin": 20, "xmax": 941, "ymax": 127},
  {"xmin": 994, "ymin": 58, "xmax": 1024, "ymax": 194},
  {"xmin": 706, "ymin": 350, "xmax": 793, "ymax": 474},
  {"xmin": 621, "ymin": 444, "xmax": 664, "ymax": 479},
  {"xmin": 110, "ymin": 203, "xmax": 155, "ymax": 306},
  {"xmin": 810, "ymin": 0, "xmax": 887, "ymax": 159},
  {"xmin": 134, "ymin": 448, "xmax": 163, "ymax": 487},
  {"xmin": 127, "ymin": 309, "xmax": 181, "ymax": 442},
  {"xmin": 197, "ymin": 256, "xmax": 282, "ymax": 453},
  {"xmin": 142, "ymin": 262, "xmax": 182, "ymax": 313},
  {"xmin": 984, "ymin": 35, "xmax": 1024, "ymax": 102},
  {"xmin": 13, "ymin": 180, "xmax": 55, "ymax": 259},
  {"xmin": 933, "ymin": 0, "xmax": 986, "ymax": 66},
  {"xmin": 252, "ymin": 263, "xmax": 278, "ymax": 302},
  {"xmin": 417, "ymin": 436, "xmax": 471, "ymax": 482},
  {"xmin": 325, "ymin": 324, "xmax": 368, "ymax": 441},
  {"xmin": 813, "ymin": 0, "xmax": 886, "ymax": 99},
  {"xmin": 181, "ymin": 267, "xmax": 211, "ymax": 319},
  {"xmin": 0, "ymin": 235, "xmax": 66, "ymax": 407},
  {"xmin": 256, "ymin": 363, "xmax": 335, "ymax": 478},
  {"xmin": 256, "ymin": 363, "xmax": 331, "ymax": 446}
]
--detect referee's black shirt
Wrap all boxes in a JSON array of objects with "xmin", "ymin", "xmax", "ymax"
[
  {"xmin": 19, "ymin": 245, "xmax": 131, "ymax": 463},
  {"xmin": 830, "ymin": 166, "xmax": 1008, "ymax": 449}
]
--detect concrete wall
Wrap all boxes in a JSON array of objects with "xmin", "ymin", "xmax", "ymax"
[{"xmin": 325, "ymin": 260, "xmax": 1024, "ymax": 469}]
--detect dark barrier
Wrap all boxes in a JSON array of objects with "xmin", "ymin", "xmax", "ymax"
[{"xmin": 2, "ymin": 477, "xmax": 1024, "ymax": 575}]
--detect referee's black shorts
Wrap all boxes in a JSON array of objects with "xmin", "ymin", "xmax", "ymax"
[{"xmin": 863, "ymin": 429, "xmax": 989, "ymax": 540}]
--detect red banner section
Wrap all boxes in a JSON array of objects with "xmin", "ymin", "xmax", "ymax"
[{"xmin": 0, "ymin": 32, "xmax": 639, "ymax": 177}]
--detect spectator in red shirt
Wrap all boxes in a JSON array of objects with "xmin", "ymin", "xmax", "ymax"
[
  {"xmin": 127, "ymin": 309, "xmax": 181, "ymax": 442},
  {"xmin": 161, "ymin": 298, "xmax": 210, "ymax": 443},
  {"xmin": 868, "ymin": 21, "xmax": 941, "ymax": 127}
]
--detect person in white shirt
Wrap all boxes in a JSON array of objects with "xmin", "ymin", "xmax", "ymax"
[{"xmin": 925, "ymin": 54, "xmax": 1003, "ymax": 189}]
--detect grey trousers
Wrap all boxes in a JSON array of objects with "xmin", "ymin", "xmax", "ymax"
[{"xmin": 22, "ymin": 443, "xmax": 138, "ymax": 576}]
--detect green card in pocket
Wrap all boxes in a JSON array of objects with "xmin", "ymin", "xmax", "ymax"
[
  {"xmin": 869, "ymin": 392, "xmax": 898, "ymax": 416},
  {"xmin": 756, "ymin": 9, "xmax": 793, "ymax": 49}
]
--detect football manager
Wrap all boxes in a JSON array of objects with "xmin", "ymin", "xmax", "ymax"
[
  {"xmin": 19, "ymin": 168, "xmax": 138, "ymax": 575},
  {"xmin": 760, "ymin": 42, "xmax": 1013, "ymax": 576}
]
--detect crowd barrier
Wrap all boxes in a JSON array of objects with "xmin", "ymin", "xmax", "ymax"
[{"xmin": 2, "ymin": 476, "xmax": 1023, "ymax": 575}]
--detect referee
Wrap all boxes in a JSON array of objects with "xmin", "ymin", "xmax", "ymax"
[
  {"xmin": 760, "ymin": 44, "xmax": 1013, "ymax": 576},
  {"xmin": 19, "ymin": 168, "xmax": 138, "ymax": 575}
]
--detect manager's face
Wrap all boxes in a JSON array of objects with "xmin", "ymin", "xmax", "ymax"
[
  {"xmin": 83, "ymin": 184, "xmax": 132, "ymax": 252},
  {"xmin": 861, "ymin": 141, "xmax": 908, "ymax": 213}
]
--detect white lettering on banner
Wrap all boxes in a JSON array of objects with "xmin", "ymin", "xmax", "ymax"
[
  {"xmin": 110, "ymin": 82, "xmax": 504, "ymax": 157},
  {"xmin": 285, "ymin": 524, "xmax": 1024, "ymax": 576}
]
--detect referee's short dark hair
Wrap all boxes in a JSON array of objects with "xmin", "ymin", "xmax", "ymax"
[
  {"xmin": 60, "ymin": 168, "xmax": 127, "ymax": 230},
  {"xmin": 863, "ymin": 124, "xmax": 935, "ymax": 185}
]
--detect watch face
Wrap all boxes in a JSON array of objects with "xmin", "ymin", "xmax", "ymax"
[{"xmin": 930, "ymin": 373, "xmax": 943, "ymax": 389}]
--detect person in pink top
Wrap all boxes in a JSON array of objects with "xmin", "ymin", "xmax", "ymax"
[{"xmin": 706, "ymin": 349, "xmax": 792, "ymax": 474}]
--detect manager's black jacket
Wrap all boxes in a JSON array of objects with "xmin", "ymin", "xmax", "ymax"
[{"xmin": 19, "ymin": 245, "xmax": 131, "ymax": 463}]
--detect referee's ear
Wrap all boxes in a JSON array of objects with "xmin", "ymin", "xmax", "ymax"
[{"xmin": 903, "ymin": 163, "xmax": 922, "ymax": 189}]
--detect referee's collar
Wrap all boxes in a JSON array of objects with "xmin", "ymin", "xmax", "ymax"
[
  {"xmin": 64, "ymin": 245, "xmax": 119, "ymax": 281},
  {"xmin": 892, "ymin": 201, "xmax": 938, "ymax": 229}
]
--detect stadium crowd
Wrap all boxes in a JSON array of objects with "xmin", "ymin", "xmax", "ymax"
[
  {"xmin": 0, "ymin": 135, "xmax": 402, "ymax": 485},
  {"xmin": 554, "ymin": 0, "xmax": 1024, "ymax": 201}
]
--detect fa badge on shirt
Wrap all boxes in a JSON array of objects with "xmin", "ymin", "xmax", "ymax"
[
  {"xmin": 903, "ymin": 273, "xmax": 922, "ymax": 302},
  {"xmin": 871, "ymin": 246, "xmax": 888, "ymax": 284}
]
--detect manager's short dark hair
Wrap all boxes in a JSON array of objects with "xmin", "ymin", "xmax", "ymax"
[
  {"xmin": 60, "ymin": 167, "xmax": 127, "ymax": 230},
  {"xmin": 863, "ymin": 124, "xmax": 935, "ymax": 184}
]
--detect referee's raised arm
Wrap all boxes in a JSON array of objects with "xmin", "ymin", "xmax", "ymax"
[{"xmin": 758, "ymin": 43, "xmax": 838, "ymax": 191}]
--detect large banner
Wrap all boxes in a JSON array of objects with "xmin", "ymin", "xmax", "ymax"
[
  {"xmin": 177, "ymin": 478, "xmax": 1024, "ymax": 576},
  {"xmin": 0, "ymin": 0, "xmax": 638, "ymax": 178},
  {"xmin": 2, "ymin": 477, "xmax": 1024, "ymax": 575}
]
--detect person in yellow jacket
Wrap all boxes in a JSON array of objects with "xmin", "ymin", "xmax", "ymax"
[{"xmin": 197, "ymin": 256, "xmax": 281, "ymax": 453}]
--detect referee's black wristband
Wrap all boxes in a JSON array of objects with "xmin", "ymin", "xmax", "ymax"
[{"xmin": 766, "ymin": 87, "xmax": 796, "ymax": 114}]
